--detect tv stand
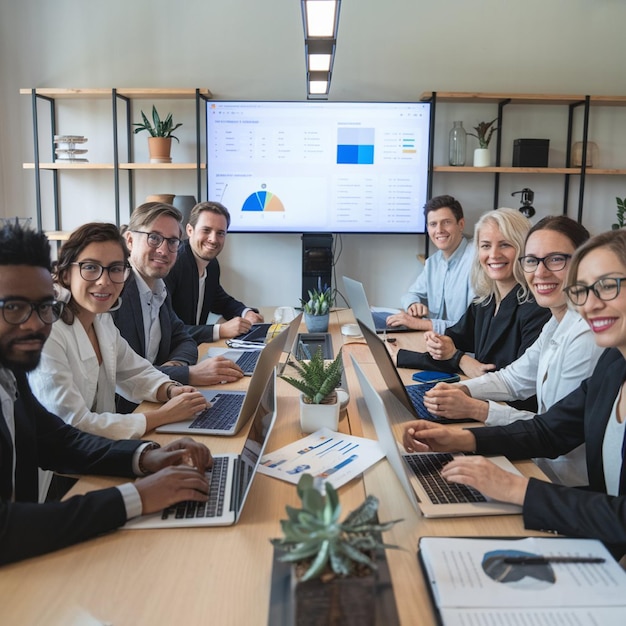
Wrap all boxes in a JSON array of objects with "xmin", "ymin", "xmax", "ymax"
[{"xmin": 301, "ymin": 233, "xmax": 333, "ymax": 303}]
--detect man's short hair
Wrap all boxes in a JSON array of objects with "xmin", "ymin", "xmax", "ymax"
[
  {"xmin": 0, "ymin": 223, "xmax": 51, "ymax": 271},
  {"xmin": 127, "ymin": 202, "xmax": 183, "ymax": 236},
  {"xmin": 423, "ymin": 195, "xmax": 464, "ymax": 222},
  {"xmin": 188, "ymin": 201, "xmax": 231, "ymax": 229}
]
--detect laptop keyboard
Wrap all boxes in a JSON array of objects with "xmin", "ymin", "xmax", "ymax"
[
  {"xmin": 236, "ymin": 350, "xmax": 260, "ymax": 374},
  {"xmin": 372, "ymin": 310, "xmax": 394, "ymax": 329},
  {"xmin": 405, "ymin": 383, "xmax": 472, "ymax": 425},
  {"xmin": 404, "ymin": 453, "xmax": 486, "ymax": 504},
  {"xmin": 161, "ymin": 456, "xmax": 230, "ymax": 520},
  {"xmin": 191, "ymin": 394, "xmax": 244, "ymax": 431}
]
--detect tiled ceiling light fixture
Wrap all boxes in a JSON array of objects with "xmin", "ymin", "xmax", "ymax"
[{"xmin": 301, "ymin": 0, "xmax": 341, "ymax": 99}]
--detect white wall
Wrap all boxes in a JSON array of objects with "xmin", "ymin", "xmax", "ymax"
[{"xmin": 1, "ymin": 0, "xmax": 626, "ymax": 307}]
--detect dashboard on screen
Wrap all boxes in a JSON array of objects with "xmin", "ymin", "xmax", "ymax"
[{"xmin": 206, "ymin": 101, "xmax": 431, "ymax": 234}]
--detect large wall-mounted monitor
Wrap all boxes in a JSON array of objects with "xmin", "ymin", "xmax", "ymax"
[{"xmin": 206, "ymin": 101, "xmax": 431, "ymax": 234}]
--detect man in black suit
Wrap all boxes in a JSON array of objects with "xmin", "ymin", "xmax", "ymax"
[
  {"xmin": 113, "ymin": 202, "xmax": 243, "ymax": 392},
  {"xmin": 0, "ymin": 223, "xmax": 212, "ymax": 565},
  {"xmin": 165, "ymin": 201, "xmax": 264, "ymax": 344}
]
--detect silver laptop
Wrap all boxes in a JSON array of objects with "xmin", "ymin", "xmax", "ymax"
[
  {"xmin": 157, "ymin": 315, "xmax": 297, "ymax": 436},
  {"xmin": 357, "ymin": 319, "xmax": 474, "ymax": 425},
  {"xmin": 205, "ymin": 313, "xmax": 303, "ymax": 376},
  {"xmin": 125, "ymin": 370, "xmax": 277, "ymax": 529},
  {"xmin": 342, "ymin": 275, "xmax": 410, "ymax": 333},
  {"xmin": 351, "ymin": 355, "xmax": 522, "ymax": 518}
]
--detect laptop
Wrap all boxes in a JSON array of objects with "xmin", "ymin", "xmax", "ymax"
[
  {"xmin": 125, "ymin": 370, "xmax": 277, "ymax": 529},
  {"xmin": 205, "ymin": 313, "xmax": 303, "ymax": 376},
  {"xmin": 342, "ymin": 276, "xmax": 411, "ymax": 333},
  {"xmin": 157, "ymin": 315, "xmax": 296, "ymax": 436},
  {"xmin": 235, "ymin": 323, "xmax": 272, "ymax": 344},
  {"xmin": 357, "ymin": 319, "xmax": 474, "ymax": 425},
  {"xmin": 351, "ymin": 355, "xmax": 522, "ymax": 518}
]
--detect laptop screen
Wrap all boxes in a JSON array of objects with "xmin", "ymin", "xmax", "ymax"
[{"xmin": 233, "ymin": 370, "xmax": 276, "ymax": 517}]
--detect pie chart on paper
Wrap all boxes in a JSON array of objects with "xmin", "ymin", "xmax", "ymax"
[{"xmin": 242, "ymin": 190, "xmax": 285, "ymax": 212}]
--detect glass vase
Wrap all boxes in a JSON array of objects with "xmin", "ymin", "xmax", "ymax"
[{"xmin": 449, "ymin": 121, "xmax": 467, "ymax": 166}]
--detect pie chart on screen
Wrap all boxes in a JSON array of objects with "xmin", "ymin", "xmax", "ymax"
[{"xmin": 242, "ymin": 190, "xmax": 285, "ymax": 212}]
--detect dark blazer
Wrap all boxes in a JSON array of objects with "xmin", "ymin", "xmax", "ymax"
[
  {"xmin": 113, "ymin": 272, "xmax": 197, "ymax": 387},
  {"xmin": 165, "ymin": 240, "xmax": 248, "ymax": 344},
  {"xmin": 444, "ymin": 286, "xmax": 551, "ymax": 369},
  {"xmin": 0, "ymin": 370, "xmax": 142, "ymax": 565},
  {"xmin": 473, "ymin": 348, "xmax": 626, "ymax": 558},
  {"xmin": 397, "ymin": 286, "xmax": 550, "ymax": 410}
]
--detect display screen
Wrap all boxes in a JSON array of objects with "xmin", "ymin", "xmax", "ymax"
[{"xmin": 206, "ymin": 101, "xmax": 431, "ymax": 234}]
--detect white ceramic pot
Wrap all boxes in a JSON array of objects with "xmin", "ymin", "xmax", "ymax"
[
  {"xmin": 473, "ymin": 148, "xmax": 491, "ymax": 167},
  {"xmin": 299, "ymin": 393, "xmax": 339, "ymax": 433}
]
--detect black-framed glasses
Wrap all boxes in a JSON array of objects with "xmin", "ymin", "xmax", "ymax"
[
  {"xmin": 518, "ymin": 254, "xmax": 572, "ymax": 273},
  {"xmin": 71, "ymin": 261, "xmax": 131, "ymax": 284},
  {"xmin": 131, "ymin": 230, "xmax": 181, "ymax": 253},
  {"xmin": 0, "ymin": 298, "xmax": 64, "ymax": 325},
  {"xmin": 564, "ymin": 277, "xmax": 625, "ymax": 306}
]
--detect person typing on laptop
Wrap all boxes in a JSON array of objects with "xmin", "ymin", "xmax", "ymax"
[
  {"xmin": 0, "ymin": 222, "xmax": 213, "ymax": 565},
  {"xmin": 402, "ymin": 229, "xmax": 626, "ymax": 561},
  {"xmin": 387, "ymin": 195, "xmax": 474, "ymax": 333},
  {"xmin": 165, "ymin": 201, "xmax": 264, "ymax": 344},
  {"xmin": 113, "ymin": 202, "xmax": 244, "ymax": 412}
]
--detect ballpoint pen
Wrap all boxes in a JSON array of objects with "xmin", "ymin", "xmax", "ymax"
[{"xmin": 503, "ymin": 556, "xmax": 606, "ymax": 565}]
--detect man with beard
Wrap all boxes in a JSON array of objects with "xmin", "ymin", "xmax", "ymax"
[
  {"xmin": 0, "ymin": 222, "xmax": 212, "ymax": 565},
  {"xmin": 165, "ymin": 201, "xmax": 264, "ymax": 344}
]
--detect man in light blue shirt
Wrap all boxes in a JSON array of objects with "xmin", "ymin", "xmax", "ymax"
[{"xmin": 387, "ymin": 195, "xmax": 474, "ymax": 334}]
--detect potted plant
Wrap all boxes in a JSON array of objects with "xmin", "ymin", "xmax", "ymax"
[
  {"xmin": 468, "ymin": 118, "xmax": 498, "ymax": 167},
  {"xmin": 281, "ymin": 346, "xmax": 343, "ymax": 433},
  {"xmin": 613, "ymin": 197, "xmax": 626, "ymax": 230},
  {"xmin": 301, "ymin": 281, "xmax": 333, "ymax": 332},
  {"xmin": 133, "ymin": 105, "xmax": 183, "ymax": 164},
  {"xmin": 271, "ymin": 473, "xmax": 402, "ymax": 625}
]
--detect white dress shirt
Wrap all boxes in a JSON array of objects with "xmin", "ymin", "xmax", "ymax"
[{"xmin": 463, "ymin": 309, "xmax": 603, "ymax": 486}]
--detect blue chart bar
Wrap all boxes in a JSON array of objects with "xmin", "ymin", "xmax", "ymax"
[{"xmin": 336, "ymin": 127, "xmax": 375, "ymax": 164}]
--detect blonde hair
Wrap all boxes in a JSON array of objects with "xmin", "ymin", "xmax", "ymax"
[{"xmin": 471, "ymin": 207, "xmax": 531, "ymax": 305}]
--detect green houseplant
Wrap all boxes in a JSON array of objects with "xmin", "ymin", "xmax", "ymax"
[
  {"xmin": 301, "ymin": 281, "xmax": 333, "ymax": 332},
  {"xmin": 281, "ymin": 346, "xmax": 344, "ymax": 432},
  {"xmin": 133, "ymin": 105, "xmax": 183, "ymax": 163},
  {"xmin": 468, "ymin": 118, "xmax": 498, "ymax": 167},
  {"xmin": 613, "ymin": 197, "xmax": 626, "ymax": 230},
  {"xmin": 271, "ymin": 473, "xmax": 402, "ymax": 624}
]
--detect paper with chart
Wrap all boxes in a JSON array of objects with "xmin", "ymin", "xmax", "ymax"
[
  {"xmin": 258, "ymin": 427, "xmax": 384, "ymax": 489},
  {"xmin": 418, "ymin": 536, "xmax": 626, "ymax": 625}
]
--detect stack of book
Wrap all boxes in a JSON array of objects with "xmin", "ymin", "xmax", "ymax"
[{"xmin": 54, "ymin": 135, "xmax": 88, "ymax": 162}]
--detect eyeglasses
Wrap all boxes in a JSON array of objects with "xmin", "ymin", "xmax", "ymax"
[
  {"xmin": 71, "ymin": 261, "xmax": 131, "ymax": 284},
  {"xmin": 0, "ymin": 298, "xmax": 65, "ymax": 325},
  {"xmin": 131, "ymin": 230, "xmax": 181, "ymax": 253},
  {"xmin": 518, "ymin": 254, "xmax": 572, "ymax": 273},
  {"xmin": 564, "ymin": 277, "xmax": 625, "ymax": 306}
]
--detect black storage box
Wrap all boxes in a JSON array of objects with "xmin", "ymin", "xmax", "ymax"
[{"xmin": 513, "ymin": 139, "xmax": 550, "ymax": 167}]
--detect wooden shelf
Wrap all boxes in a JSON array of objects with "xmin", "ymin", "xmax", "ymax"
[
  {"xmin": 433, "ymin": 166, "xmax": 581, "ymax": 174},
  {"xmin": 23, "ymin": 162, "xmax": 207, "ymax": 171},
  {"xmin": 20, "ymin": 87, "xmax": 212, "ymax": 99},
  {"xmin": 420, "ymin": 92, "xmax": 587, "ymax": 105}
]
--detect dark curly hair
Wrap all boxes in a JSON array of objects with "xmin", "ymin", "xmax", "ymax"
[{"xmin": 0, "ymin": 222, "xmax": 51, "ymax": 270}]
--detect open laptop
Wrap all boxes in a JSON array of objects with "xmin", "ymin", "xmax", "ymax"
[
  {"xmin": 342, "ymin": 276, "xmax": 411, "ymax": 333},
  {"xmin": 126, "ymin": 370, "xmax": 277, "ymax": 529},
  {"xmin": 357, "ymin": 319, "xmax": 474, "ymax": 425},
  {"xmin": 157, "ymin": 316, "xmax": 296, "ymax": 436},
  {"xmin": 206, "ymin": 313, "xmax": 303, "ymax": 376},
  {"xmin": 351, "ymin": 355, "xmax": 522, "ymax": 518}
]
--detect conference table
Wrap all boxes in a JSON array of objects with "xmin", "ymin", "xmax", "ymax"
[{"xmin": 0, "ymin": 309, "xmax": 550, "ymax": 625}]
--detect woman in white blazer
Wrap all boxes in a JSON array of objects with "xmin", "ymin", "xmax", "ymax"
[
  {"xmin": 420, "ymin": 216, "xmax": 603, "ymax": 486},
  {"xmin": 29, "ymin": 223, "xmax": 208, "ymax": 441}
]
